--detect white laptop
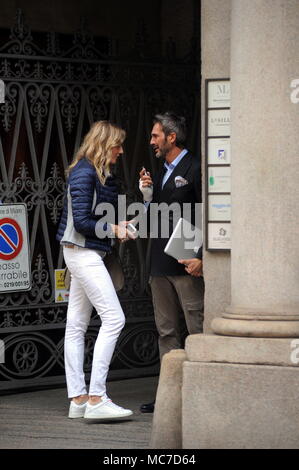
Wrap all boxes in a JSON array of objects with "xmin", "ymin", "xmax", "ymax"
[{"xmin": 164, "ymin": 218, "xmax": 203, "ymax": 260}]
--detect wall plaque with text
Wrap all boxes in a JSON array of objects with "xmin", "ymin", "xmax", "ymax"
[
  {"xmin": 208, "ymin": 80, "xmax": 231, "ymax": 108},
  {"xmin": 205, "ymin": 78, "xmax": 231, "ymax": 251}
]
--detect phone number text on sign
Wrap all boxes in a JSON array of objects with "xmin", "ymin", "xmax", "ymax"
[{"xmin": 0, "ymin": 204, "xmax": 31, "ymax": 292}]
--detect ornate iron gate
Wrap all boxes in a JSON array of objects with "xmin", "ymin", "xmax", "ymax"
[{"xmin": 0, "ymin": 10, "xmax": 200, "ymax": 393}]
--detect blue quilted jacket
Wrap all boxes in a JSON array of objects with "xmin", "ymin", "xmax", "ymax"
[{"xmin": 56, "ymin": 158, "xmax": 118, "ymax": 252}]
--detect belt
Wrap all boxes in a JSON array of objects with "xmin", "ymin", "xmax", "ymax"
[{"xmin": 63, "ymin": 244, "xmax": 106, "ymax": 258}]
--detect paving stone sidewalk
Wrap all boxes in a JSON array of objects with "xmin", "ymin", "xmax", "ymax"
[{"xmin": 0, "ymin": 376, "xmax": 158, "ymax": 449}]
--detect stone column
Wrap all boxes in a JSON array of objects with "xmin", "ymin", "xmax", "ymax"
[
  {"xmin": 212, "ymin": 0, "xmax": 299, "ymax": 337},
  {"xmin": 182, "ymin": 0, "xmax": 299, "ymax": 449}
]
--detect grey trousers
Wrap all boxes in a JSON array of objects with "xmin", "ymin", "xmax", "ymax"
[{"xmin": 150, "ymin": 275, "xmax": 204, "ymax": 360}]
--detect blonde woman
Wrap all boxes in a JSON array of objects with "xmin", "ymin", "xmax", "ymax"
[{"xmin": 57, "ymin": 121, "xmax": 133, "ymax": 420}]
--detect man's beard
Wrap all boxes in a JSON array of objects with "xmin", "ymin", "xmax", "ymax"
[
  {"xmin": 153, "ymin": 144, "xmax": 168, "ymax": 159},
  {"xmin": 155, "ymin": 150, "xmax": 163, "ymax": 159}
]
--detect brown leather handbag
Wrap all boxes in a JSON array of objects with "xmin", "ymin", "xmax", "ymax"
[{"xmin": 63, "ymin": 267, "xmax": 71, "ymax": 290}]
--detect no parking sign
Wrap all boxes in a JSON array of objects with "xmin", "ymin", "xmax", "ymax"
[{"xmin": 0, "ymin": 203, "xmax": 31, "ymax": 292}]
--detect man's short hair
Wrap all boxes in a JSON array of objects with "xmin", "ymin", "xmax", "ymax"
[{"xmin": 153, "ymin": 112, "xmax": 187, "ymax": 147}]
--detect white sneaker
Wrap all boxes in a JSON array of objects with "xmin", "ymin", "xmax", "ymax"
[
  {"xmin": 84, "ymin": 397, "xmax": 133, "ymax": 420},
  {"xmin": 68, "ymin": 400, "xmax": 88, "ymax": 419}
]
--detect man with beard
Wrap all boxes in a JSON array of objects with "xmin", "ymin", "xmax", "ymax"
[{"xmin": 139, "ymin": 112, "xmax": 204, "ymax": 413}]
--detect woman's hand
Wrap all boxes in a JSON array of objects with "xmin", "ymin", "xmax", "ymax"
[{"xmin": 110, "ymin": 222, "xmax": 137, "ymax": 243}]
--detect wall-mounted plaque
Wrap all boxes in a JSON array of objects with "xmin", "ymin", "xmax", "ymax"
[
  {"xmin": 208, "ymin": 166, "xmax": 231, "ymax": 193},
  {"xmin": 208, "ymin": 138, "xmax": 231, "ymax": 165},
  {"xmin": 208, "ymin": 223, "xmax": 231, "ymax": 250},
  {"xmin": 205, "ymin": 78, "xmax": 231, "ymax": 251},
  {"xmin": 208, "ymin": 195, "xmax": 231, "ymax": 221},
  {"xmin": 208, "ymin": 80, "xmax": 231, "ymax": 108},
  {"xmin": 208, "ymin": 109, "xmax": 231, "ymax": 137}
]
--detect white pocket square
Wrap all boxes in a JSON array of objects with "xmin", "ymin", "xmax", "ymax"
[{"xmin": 175, "ymin": 176, "xmax": 189, "ymax": 188}]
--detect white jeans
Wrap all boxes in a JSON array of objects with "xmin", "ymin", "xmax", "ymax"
[{"xmin": 63, "ymin": 246, "xmax": 125, "ymax": 398}]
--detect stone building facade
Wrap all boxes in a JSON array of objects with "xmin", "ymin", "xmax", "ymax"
[{"xmin": 152, "ymin": 0, "xmax": 299, "ymax": 449}]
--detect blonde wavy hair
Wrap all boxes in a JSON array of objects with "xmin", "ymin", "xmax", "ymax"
[{"xmin": 67, "ymin": 121, "xmax": 126, "ymax": 185}]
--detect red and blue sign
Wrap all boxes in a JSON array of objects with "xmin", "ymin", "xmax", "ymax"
[{"xmin": 0, "ymin": 218, "xmax": 23, "ymax": 260}]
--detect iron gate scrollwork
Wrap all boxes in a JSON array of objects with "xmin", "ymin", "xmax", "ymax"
[{"xmin": 0, "ymin": 9, "xmax": 200, "ymax": 393}]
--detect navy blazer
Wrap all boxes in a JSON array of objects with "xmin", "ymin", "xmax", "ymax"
[{"xmin": 149, "ymin": 151, "xmax": 202, "ymax": 276}]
